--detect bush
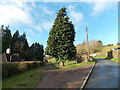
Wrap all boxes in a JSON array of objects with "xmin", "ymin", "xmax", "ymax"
[
  {"xmin": 38, "ymin": 61, "xmax": 45, "ymax": 66},
  {"xmin": 2, "ymin": 61, "xmax": 45, "ymax": 79},
  {"xmin": 26, "ymin": 63, "xmax": 34, "ymax": 69},
  {"xmin": 107, "ymin": 44, "xmax": 113, "ymax": 46},
  {"xmin": 18, "ymin": 63, "xmax": 27, "ymax": 73},
  {"xmin": 2, "ymin": 68, "xmax": 8, "ymax": 79},
  {"xmin": 2, "ymin": 63, "xmax": 20, "ymax": 79}
]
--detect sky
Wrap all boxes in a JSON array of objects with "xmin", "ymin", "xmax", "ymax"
[{"xmin": 0, "ymin": 0, "xmax": 118, "ymax": 48}]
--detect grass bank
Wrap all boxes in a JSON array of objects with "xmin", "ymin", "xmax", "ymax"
[
  {"xmin": 48, "ymin": 58, "xmax": 96, "ymax": 69},
  {"xmin": 2, "ymin": 67, "xmax": 43, "ymax": 88},
  {"xmin": 94, "ymin": 56, "xmax": 119, "ymax": 63},
  {"xmin": 94, "ymin": 45, "xmax": 120, "ymax": 63},
  {"xmin": 102, "ymin": 45, "xmax": 119, "ymax": 52},
  {"xmin": 57, "ymin": 62, "xmax": 95, "ymax": 69}
]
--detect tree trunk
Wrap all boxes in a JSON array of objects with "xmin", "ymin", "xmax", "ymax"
[{"xmin": 61, "ymin": 62, "xmax": 65, "ymax": 66}]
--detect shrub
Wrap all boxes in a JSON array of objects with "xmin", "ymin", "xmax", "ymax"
[
  {"xmin": 38, "ymin": 61, "xmax": 45, "ymax": 66},
  {"xmin": 26, "ymin": 63, "xmax": 33, "ymax": 69},
  {"xmin": 18, "ymin": 63, "xmax": 27, "ymax": 73},
  {"xmin": 2, "ymin": 63, "xmax": 20, "ymax": 79},
  {"xmin": 32, "ymin": 62, "xmax": 38, "ymax": 68},
  {"xmin": 2, "ymin": 67, "xmax": 8, "ymax": 79},
  {"xmin": 8, "ymin": 63, "xmax": 20, "ymax": 76},
  {"xmin": 2, "ymin": 61, "xmax": 45, "ymax": 79}
]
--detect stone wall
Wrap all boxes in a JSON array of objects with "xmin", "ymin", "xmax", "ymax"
[
  {"xmin": 113, "ymin": 50, "xmax": 120, "ymax": 59},
  {"xmin": 99, "ymin": 50, "xmax": 119, "ymax": 59},
  {"xmin": 98, "ymin": 51, "xmax": 107, "ymax": 57}
]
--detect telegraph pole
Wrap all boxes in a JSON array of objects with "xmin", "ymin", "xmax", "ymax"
[{"xmin": 86, "ymin": 26, "xmax": 89, "ymax": 62}]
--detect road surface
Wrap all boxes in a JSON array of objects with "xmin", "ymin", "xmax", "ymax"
[
  {"xmin": 36, "ymin": 64, "xmax": 93, "ymax": 88},
  {"xmin": 85, "ymin": 58, "xmax": 119, "ymax": 88}
]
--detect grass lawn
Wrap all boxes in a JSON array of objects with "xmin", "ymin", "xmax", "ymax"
[
  {"xmin": 94, "ymin": 56, "xmax": 106, "ymax": 59},
  {"xmin": 48, "ymin": 58, "xmax": 56, "ymax": 63},
  {"xmin": 56, "ymin": 61, "xmax": 95, "ymax": 69},
  {"xmin": 2, "ymin": 67, "xmax": 43, "ymax": 88},
  {"xmin": 48, "ymin": 58, "xmax": 95, "ymax": 69}
]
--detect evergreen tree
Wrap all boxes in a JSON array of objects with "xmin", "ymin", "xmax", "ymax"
[
  {"xmin": 13, "ymin": 32, "xmax": 29, "ymax": 53},
  {"xmin": 19, "ymin": 33, "xmax": 29, "ymax": 51},
  {"xmin": 2, "ymin": 25, "xmax": 12, "ymax": 53},
  {"xmin": 30, "ymin": 43, "xmax": 44, "ymax": 61},
  {"xmin": 12, "ymin": 30, "xmax": 20, "ymax": 53},
  {"xmin": 13, "ymin": 30, "xmax": 20, "ymax": 42},
  {"xmin": 0, "ymin": 25, "xmax": 3, "ymax": 54},
  {"xmin": 18, "ymin": 33, "xmax": 29, "ymax": 60},
  {"xmin": 45, "ymin": 7, "xmax": 76, "ymax": 66},
  {"xmin": 40, "ymin": 44, "xmax": 44, "ymax": 61}
]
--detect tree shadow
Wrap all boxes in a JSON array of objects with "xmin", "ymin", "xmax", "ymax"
[
  {"xmin": 44, "ymin": 63, "xmax": 60, "ymax": 70},
  {"xmin": 105, "ymin": 57, "xmax": 113, "ymax": 60}
]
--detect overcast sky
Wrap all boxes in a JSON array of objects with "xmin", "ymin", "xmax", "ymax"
[{"xmin": 0, "ymin": 0, "xmax": 118, "ymax": 47}]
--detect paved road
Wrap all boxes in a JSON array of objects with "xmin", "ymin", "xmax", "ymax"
[
  {"xmin": 85, "ymin": 58, "xmax": 120, "ymax": 88},
  {"xmin": 36, "ymin": 65, "xmax": 92, "ymax": 88}
]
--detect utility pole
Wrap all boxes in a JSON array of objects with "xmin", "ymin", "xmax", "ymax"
[{"xmin": 86, "ymin": 26, "xmax": 89, "ymax": 62}]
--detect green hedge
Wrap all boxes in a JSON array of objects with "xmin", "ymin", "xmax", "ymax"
[{"xmin": 2, "ymin": 61, "xmax": 45, "ymax": 79}]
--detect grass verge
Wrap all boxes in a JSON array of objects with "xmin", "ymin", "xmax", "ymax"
[
  {"xmin": 48, "ymin": 58, "xmax": 96, "ymax": 69},
  {"xmin": 94, "ymin": 56, "xmax": 119, "ymax": 63},
  {"xmin": 94, "ymin": 56, "xmax": 106, "ymax": 59},
  {"xmin": 110, "ymin": 58, "xmax": 119, "ymax": 63},
  {"xmin": 57, "ymin": 61, "xmax": 95, "ymax": 69},
  {"xmin": 2, "ymin": 67, "xmax": 43, "ymax": 88}
]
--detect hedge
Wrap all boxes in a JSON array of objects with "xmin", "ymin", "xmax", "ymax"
[{"xmin": 2, "ymin": 61, "xmax": 45, "ymax": 79}]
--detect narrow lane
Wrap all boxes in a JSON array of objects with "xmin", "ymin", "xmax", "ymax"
[{"xmin": 85, "ymin": 59, "xmax": 119, "ymax": 88}]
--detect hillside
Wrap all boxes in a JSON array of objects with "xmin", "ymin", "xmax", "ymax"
[
  {"xmin": 96, "ymin": 45, "xmax": 119, "ymax": 63},
  {"xmin": 101, "ymin": 45, "xmax": 119, "ymax": 52}
]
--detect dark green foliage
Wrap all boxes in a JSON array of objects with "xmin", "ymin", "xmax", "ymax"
[
  {"xmin": 45, "ymin": 7, "xmax": 76, "ymax": 63},
  {"xmin": 12, "ymin": 32, "xmax": 29, "ymax": 54},
  {"xmin": 2, "ymin": 25, "xmax": 12, "ymax": 53},
  {"xmin": 0, "ymin": 26, "xmax": 2, "ymax": 54},
  {"xmin": 19, "ymin": 33, "xmax": 29, "ymax": 51},
  {"xmin": 20, "ymin": 49, "xmax": 34, "ymax": 61},
  {"xmin": 30, "ymin": 43, "xmax": 44, "ymax": 61},
  {"xmin": 1, "ymin": 25, "xmax": 44, "ymax": 61},
  {"xmin": 12, "ymin": 30, "xmax": 20, "ymax": 53}
]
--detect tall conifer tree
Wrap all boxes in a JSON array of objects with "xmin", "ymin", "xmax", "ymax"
[
  {"xmin": 12, "ymin": 30, "xmax": 20, "ymax": 53},
  {"xmin": 30, "ymin": 43, "xmax": 44, "ymax": 61},
  {"xmin": 46, "ymin": 7, "xmax": 76, "ymax": 66},
  {"xmin": 2, "ymin": 25, "xmax": 12, "ymax": 53}
]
